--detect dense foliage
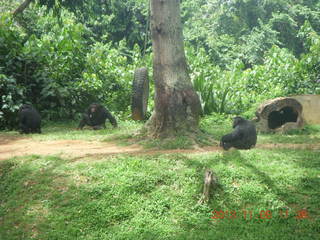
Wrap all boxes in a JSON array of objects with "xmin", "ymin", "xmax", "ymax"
[{"xmin": 1, "ymin": 0, "xmax": 320, "ymax": 129}]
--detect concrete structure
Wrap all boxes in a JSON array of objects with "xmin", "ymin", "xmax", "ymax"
[
  {"xmin": 255, "ymin": 97, "xmax": 304, "ymax": 133},
  {"xmin": 291, "ymin": 94, "xmax": 320, "ymax": 125}
]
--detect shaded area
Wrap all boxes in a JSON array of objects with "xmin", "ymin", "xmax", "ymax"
[{"xmin": 268, "ymin": 106, "xmax": 299, "ymax": 129}]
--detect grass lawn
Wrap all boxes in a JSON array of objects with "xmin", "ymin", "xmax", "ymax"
[{"xmin": 0, "ymin": 116, "xmax": 319, "ymax": 240}]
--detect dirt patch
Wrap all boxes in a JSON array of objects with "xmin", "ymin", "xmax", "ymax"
[
  {"xmin": 0, "ymin": 138, "xmax": 142, "ymax": 160},
  {"xmin": 0, "ymin": 136, "xmax": 319, "ymax": 161}
]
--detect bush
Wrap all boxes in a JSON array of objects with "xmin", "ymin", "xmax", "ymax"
[
  {"xmin": 0, "ymin": 11, "xmax": 151, "ymax": 128},
  {"xmin": 0, "ymin": 74, "xmax": 25, "ymax": 129},
  {"xmin": 188, "ymin": 37, "xmax": 319, "ymax": 117}
]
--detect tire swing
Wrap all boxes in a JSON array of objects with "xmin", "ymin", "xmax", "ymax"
[
  {"xmin": 131, "ymin": 5, "xmax": 150, "ymax": 121},
  {"xmin": 131, "ymin": 67, "xmax": 149, "ymax": 120}
]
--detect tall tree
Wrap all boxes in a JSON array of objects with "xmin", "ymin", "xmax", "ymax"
[{"xmin": 147, "ymin": 0, "xmax": 201, "ymax": 138}]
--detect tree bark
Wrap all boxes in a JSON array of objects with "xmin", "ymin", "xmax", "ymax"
[
  {"xmin": 13, "ymin": 0, "xmax": 33, "ymax": 17},
  {"xmin": 148, "ymin": 0, "xmax": 201, "ymax": 138}
]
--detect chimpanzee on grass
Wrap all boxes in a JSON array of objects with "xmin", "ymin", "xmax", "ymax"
[
  {"xmin": 220, "ymin": 116, "xmax": 257, "ymax": 150},
  {"xmin": 78, "ymin": 103, "xmax": 118, "ymax": 130},
  {"xmin": 18, "ymin": 104, "xmax": 41, "ymax": 134}
]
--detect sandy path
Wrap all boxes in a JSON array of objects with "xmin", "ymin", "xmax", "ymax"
[{"xmin": 0, "ymin": 136, "xmax": 319, "ymax": 161}]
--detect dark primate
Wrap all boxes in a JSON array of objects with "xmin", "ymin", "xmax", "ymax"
[
  {"xmin": 18, "ymin": 104, "xmax": 41, "ymax": 134},
  {"xmin": 220, "ymin": 116, "xmax": 257, "ymax": 150},
  {"xmin": 78, "ymin": 103, "xmax": 117, "ymax": 130}
]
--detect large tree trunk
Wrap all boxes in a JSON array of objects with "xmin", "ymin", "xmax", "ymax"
[{"xmin": 148, "ymin": 0, "xmax": 201, "ymax": 138}]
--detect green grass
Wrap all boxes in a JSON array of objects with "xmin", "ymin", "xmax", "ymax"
[
  {"xmin": 1, "ymin": 120, "xmax": 143, "ymax": 142},
  {"xmin": 258, "ymin": 125, "xmax": 320, "ymax": 144},
  {"xmin": 0, "ymin": 118, "xmax": 320, "ymax": 239},
  {"xmin": 4, "ymin": 115, "xmax": 317, "ymax": 147},
  {"xmin": 1, "ymin": 150, "xmax": 319, "ymax": 239},
  {"xmin": 201, "ymin": 115, "xmax": 320, "ymax": 145},
  {"xmin": 139, "ymin": 135, "xmax": 194, "ymax": 149}
]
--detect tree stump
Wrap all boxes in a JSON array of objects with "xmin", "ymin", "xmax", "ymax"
[
  {"xmin": 255, "ymin": 97, "xmax": 304, "ymax": 133},
  {"xmin": 198, "ymin": 169, "xmax": 218, "ymax": 204}
]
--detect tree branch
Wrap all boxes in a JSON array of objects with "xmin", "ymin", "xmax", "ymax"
[{"xmin": 13, "ymin": 0, "xmax": 34, "ymax": 17}]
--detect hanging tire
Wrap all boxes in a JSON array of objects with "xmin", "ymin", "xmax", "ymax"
[{"xmin": 131, "ymin": 67, "xmax": 149, "ymax": 120}]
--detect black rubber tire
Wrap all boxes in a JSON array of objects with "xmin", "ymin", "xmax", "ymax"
[{"xmin": 131, "ymin": 67, "xmax": 149, "ymax": 120}]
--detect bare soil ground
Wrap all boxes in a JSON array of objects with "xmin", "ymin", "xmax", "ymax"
[{"xmin": 0, "ymin": 135, "xmax": 319, "ymax": 161}]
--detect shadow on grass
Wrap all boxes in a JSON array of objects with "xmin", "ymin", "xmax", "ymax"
[{"xmin": 176, "ymin": 149, "xmax": 320, "ymax": 240}]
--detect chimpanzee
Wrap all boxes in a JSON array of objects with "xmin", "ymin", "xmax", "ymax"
[
  {"xmin": 220, "ymin": 116, "xmax": 257, "ymax": 150},
  {"xmin": 18, "ymin": 104, "xmax": 41, "ymax": 134},
  {"xmin": 78, "ymin": 103, "xmax": 118, "ymax": 130}
]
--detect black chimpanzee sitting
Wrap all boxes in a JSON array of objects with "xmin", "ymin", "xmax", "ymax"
[
  {"xmin": 78, "ymin": 103, "xmax": 118, "ymax": 130},
  {"xmin": 220, "ymin": 116, "xmax": 257, "ymax": 150},
  {"xmin": 18, "ymin": 104, "xmax": 41, "ymax": 134}
]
